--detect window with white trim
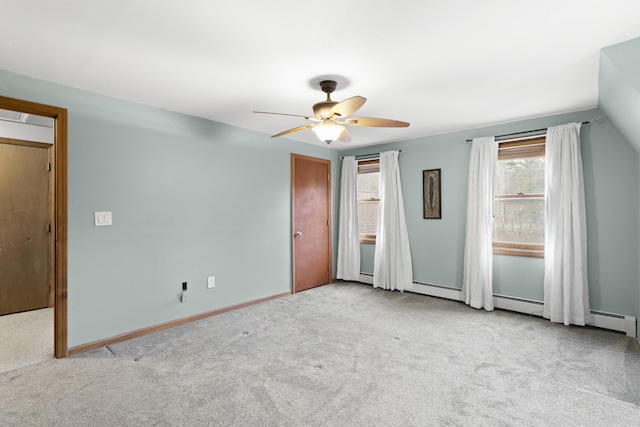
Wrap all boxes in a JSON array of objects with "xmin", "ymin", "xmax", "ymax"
[
  {"xmin": 357, "ymin": 159, "xmax": 379, "ymax": 244},
  {"xmin": 493, "ymin": 136, "xmax": 545, "ymax": 258}
]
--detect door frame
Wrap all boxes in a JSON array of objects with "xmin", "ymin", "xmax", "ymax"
[
  {"xmin": 0, "ymin": 96, "xmax": 68, "ymax": 358},
  {"xmin": 291, "ymin": 153, "xmax": 332, "ymax": 293}
]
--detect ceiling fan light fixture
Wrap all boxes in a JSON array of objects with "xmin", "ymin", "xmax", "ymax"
[
  {"xmin": 255, "ymin": 79, "xmax": 409, "ymax": 144},
  {"xmin": 312, "ymin": 123, "xmax": 343, "ymax": 144}
]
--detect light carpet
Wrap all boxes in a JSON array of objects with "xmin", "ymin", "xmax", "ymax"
[
  {"xmin": 0, "ymin": 307, "xmax": 53, "ymax": 374},
  {"xmin": 1, "ymin": 283, "xmax": 639, "ymax": 426}
]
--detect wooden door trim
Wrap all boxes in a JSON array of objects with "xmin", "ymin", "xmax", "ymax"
[
  {"xmin": 0, "ymin": 137, "xmax": 51, "ymax": 149},
  {"xmin": 291, "ymin": 153, "xmax": 332, "ymax": 293},
  {"xmin": 0, "ymin": 96, "xmax": 68, "ymax": 358}
]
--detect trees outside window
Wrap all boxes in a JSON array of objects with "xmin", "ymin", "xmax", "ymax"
[
  {"xmin": 493, "ymin": 137, "xmax": 545, "ymax": 258},
  {"xmin": 357, "ymin": 160, "xmax": 379, "ymax": 244}
]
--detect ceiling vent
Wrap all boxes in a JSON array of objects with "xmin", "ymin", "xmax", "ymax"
[
  {"xmin": 0, "ymin": 108, "xmax": 29, "ymax": 123},
  {"xmin": 0, "ymin": 109, "xmax": 54, "ymax": 127}
]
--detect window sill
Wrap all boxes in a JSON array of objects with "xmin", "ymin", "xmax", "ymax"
[
  {"xmin": 493, "ymin": 243, "xmax": 544, "ymax": 258},
  {"xmin": 359, "ymin": 235, "xmax": 376, "ymax": 245}
]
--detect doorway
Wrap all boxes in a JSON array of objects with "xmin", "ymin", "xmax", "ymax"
[
  {"xmin": 291, "ymin": 154, "xmax": 332, "ymax": 293},
  {"xmin": 0, "ymin": 140, "xmax": 52, "ymax": 315},
  {"xmin": 0, "ymin": 96, "xmax": 68, "ymax": 358}
]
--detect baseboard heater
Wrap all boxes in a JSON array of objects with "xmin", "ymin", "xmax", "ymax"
[{"xmin": 358, "ymin": 273, "xmax": 637, "ymax": 338}]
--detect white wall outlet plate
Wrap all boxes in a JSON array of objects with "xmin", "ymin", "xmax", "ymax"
[
  {"xmin": 207, "ymin": 276, "xmax": 215, "ymax": 288},
  {"xmin": 181, "ymin": 290, "xmax": 189, "ymax": 302},
  {"xmin": 94, "ymin": 211, "xmax": 113, "ymax": 226}
]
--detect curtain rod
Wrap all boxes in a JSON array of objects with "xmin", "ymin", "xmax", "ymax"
[
  {"xmin": 340, "ymin": 149, "xmax": 406, "ymax": 160},
  {"xmin": 462, "ymin": 120, "xmax": 592, "ymax": 143}
]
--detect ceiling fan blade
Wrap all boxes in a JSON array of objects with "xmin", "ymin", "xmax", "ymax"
[
  {"xmin": 254, "ymin": 111, "xmax": 318, "ymax": 121},
  {"xmin": 338, "ymin": 126, "xmax": 351, "ymax": 143},
  {"xmin": 330, "ymin": 96, "xmax": 367, "ymax": 118},
  {"xmin": 271, "ymin": 124, "xmax": 316, "ymax": 138},
  {"xmin": 343, "ymin": 117, "xmax": 410, "ymax": 128}
]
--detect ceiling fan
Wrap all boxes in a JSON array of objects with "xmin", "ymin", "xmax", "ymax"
[{"xmin": 254, "ymin": 80, "xmax": 410, "ymax": 144}]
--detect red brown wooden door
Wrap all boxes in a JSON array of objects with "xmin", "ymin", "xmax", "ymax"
[
  {"xmin": 0, "ymin": 142, "xmax": 50, "ymax": 315},
  {"xmin": 291, "ymin": 154, "xmax": 332, "ymax": 293}
]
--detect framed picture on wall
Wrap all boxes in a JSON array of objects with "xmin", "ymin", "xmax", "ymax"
[{"xmin": 423, "ymin": 169, "xmax": 441, "ymax": 219}]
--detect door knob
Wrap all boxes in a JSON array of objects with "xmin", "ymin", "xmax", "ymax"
[{"xmin": 294, "ymin": 231, "xmax": 302, "ymax": 237}]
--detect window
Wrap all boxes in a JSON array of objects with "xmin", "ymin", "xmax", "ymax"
[
  {"xmin": 493, "ymin": 136, "xmax": 545, "ymax": 258},
  {"xmin": 357, "ymin": 159, "xmax": 380, "ymax": 244}
]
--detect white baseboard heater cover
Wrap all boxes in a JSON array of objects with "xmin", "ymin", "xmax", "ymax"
[{"xmin": 357, "ymin": 274, "xmax": 636, "ymax": 338}]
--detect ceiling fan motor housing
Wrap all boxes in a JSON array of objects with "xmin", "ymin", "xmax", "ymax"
[
  {"xmin": 312, "ymin": 101, "xmax": 338, "ymax": 119},
  {"xmin": 313, "ymin": 80, "xmax": 339, "ymax": 119}
]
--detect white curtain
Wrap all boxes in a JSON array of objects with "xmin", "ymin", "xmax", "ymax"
[
  {"xmin": 373, "ymin": 151, "xmax": 413, "ymax": 291},
  {"xmin": 337, "ymin": 156, "xmax": 361, "ymax": 281},
  {"xmin": 462, "ymin": 137, "xmax": 498, "ymax": 311},
  {"xmin": 543, "ymin": 123, "xmax": 592, "ymax": 326}
]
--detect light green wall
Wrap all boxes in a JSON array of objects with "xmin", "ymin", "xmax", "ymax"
[
  {"xmin": 601, "ymin": 37, "xmax": 640, "ymax": 95},
  {"xmin": 599, "ymin": 51, "xmax": 640, "ymax": 154},
  {"xmin": 345, "ymin": 109, "xmax": 640, "ymax": 317},
  {"xmin": 598, "ymin": 37, "xmax": 640, "ymax": 335},
  {"xmin": 493, "ymin": 256, "xmax": 543, "ymax": 301},
  {"xmin": 581, "ymin": 114, "xmax": 639, "ymax": 314},
  {"xmin": 0, "ymin": 69, "xmax": 340, "ymax": 347}
]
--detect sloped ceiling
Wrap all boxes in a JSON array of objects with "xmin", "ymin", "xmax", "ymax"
[
  {"xmin": 599, "ymin": 37, "xmax": 640, "ymax": 154},
  {"xmin": 1, "ymin": 1, "xmax": 640, "ymax": 149}
]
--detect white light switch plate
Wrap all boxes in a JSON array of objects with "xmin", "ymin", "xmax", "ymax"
[{"xmin": 94, "ymin": 211, "xmax": 113, "ymax": 226}]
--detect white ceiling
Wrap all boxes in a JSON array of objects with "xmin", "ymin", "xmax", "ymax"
[{"xmin": 1, "ymin": 1, "xmax": 640, "ymax": 150}]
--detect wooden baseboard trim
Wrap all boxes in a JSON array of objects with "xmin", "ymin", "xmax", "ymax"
[{"xmin": 67, "ymin": 291, "xmax": 291, "ymax": 356}]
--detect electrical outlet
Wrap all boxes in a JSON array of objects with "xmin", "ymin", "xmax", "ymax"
[
  {"xmin": 181, "ymin": 281, "xmax": 188, "ymax": 302},
  {"xmin": 207, "ymin": 276, "xmax": 215, "ymax": 288}
]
